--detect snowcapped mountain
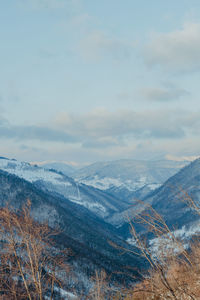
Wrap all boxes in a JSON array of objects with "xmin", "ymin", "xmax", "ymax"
[
  {"xmin": 0, "ymin": 157, "xmax": 127, "ymax": 219},
  {"xmin": 73, "ymin": 159, "xmax": 189, "ymax": 201}
]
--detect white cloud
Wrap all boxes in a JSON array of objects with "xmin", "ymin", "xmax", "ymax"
[
  {"xmin": 145, "ymin": 22, "xmax": 200, "ymax": 73},
  {"xmin": 1, "ymin": 109, "xmax": 200, "ymax": 163},
  {"xmin": 0, "ymin": 122, "xmax": 76, "ymax": 143},
  {"xmin": 54, "ymin": 108, "xmax": 200, "ymax": 143}
]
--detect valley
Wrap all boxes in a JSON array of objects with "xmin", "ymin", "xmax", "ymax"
[{"xmin": 1, "ymin": 156, "xmax": 199, "ymax": 298}]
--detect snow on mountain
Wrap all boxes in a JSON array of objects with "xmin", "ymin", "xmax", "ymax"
[
  {"xmin": 53, "ymin": 287, "xmax": 78, "ymax": 299},
  {"xmin": 79, "ymin": 175, "xmax": 126, "ymax": 190},
  {"xmin": 0, "ymin": 158, "xmax": 72, "ymax": 186},
  {"xmin": 34, "ymin": 161, "xmax": 77, "ymax": 176},
  {"xmin": 122, "ymin": 158, "xmax": 200, "ymax": 249},
  {"xmin": 73, "ymin": 159, "xmax": 189, "ymax": 200},
  {"xmin": 127, "ymin": 220, "xmax": 200, "ymax": 260},
  {"xmin": 78, "ymin": 174, "xmax": 157, "ymax": 192},
  {"xmin": 0, "ymin": 157, "xmax": 127, "ymax": 219},
  {"xmin": 149, "ymin": 219, "xmax": 200, "ymax": 257},
  {"xmin": 0, "ymin": 157, "xmax": 190, "ymax": 228}
]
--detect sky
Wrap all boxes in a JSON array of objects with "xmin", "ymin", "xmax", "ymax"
[{"xmin": 1, "ymin": 0, "xmax": 200, "ymax": 165}]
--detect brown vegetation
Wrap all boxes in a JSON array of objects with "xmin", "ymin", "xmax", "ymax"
[
  {"xmin": 0, "ymin": 200, "xmax": 69, "ymax": 300},
  {"xmin": 125, "ymin": 242, "xmax": 200, "ymax": 300},
  {"xmin": 123, "ymin": 199, "xmax": 200, "ymax": 300}
]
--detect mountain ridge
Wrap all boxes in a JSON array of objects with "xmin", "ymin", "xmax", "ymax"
[{"xmin": 0, "ymin": 157, "xmax": 128, "ymax": 220}]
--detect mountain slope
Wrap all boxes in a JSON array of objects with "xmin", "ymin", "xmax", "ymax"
[
  {"xmin": 119, "ymin": 158, "xmax": 200, "ymax": 243},
  {"xmin": 149, "ymin": 158, "xmax": 200, "ymax": 227},
  {"xmin": 0, "ymin": 169, "xmax": 144, "ymax": 293},
  {"xmin": 0, "ymin": 157, "xmax": 127, "ymax": 220},
  {"xmin": 109, "ymin": 158, "xmax": 200, "ymax": 239}
]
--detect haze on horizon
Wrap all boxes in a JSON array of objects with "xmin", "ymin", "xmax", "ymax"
[{"xmin": 1, "ymin": 0, "xmax": 200, "ymax": 165}]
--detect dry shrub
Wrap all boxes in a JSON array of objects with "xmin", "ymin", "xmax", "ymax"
[
  {"xmin": 125, "ymin": 245, "xmax": 200, "ymax": 299},
  {"xmin": 124, "ymin": 199, "xmax": 200, "ymax": 300}
]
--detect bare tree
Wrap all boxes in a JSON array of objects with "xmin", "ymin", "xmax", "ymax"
[
  {"xmin": 0, "ymin": 200, "xmax": 70, "ymax": 300},
  {"xmin": 88, "ymin": 270, "xmax": 108, "ymax": 300},
  {"xmin": 123, "ymin": 200, "xmax": 200, "ymax": 300}
]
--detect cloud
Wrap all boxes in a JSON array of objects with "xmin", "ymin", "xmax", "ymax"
[
  {"xmin": 140, "ymin": 84, "xmax": 190, "ymax": 102},
  {"xmin": 0, "ymin": 123, "xmax": 77, "ymax": 143},
  {"xmin": 30, "ymin": 159, "xmax": 79, "ymax": 166},
  {"xmin": 165, "ymin": 154, "xmax": 200, "ymax": 162},
  {"xmin": 79, "ymin": 31, "xmax": 134, "ymax": 61},
  {"xmin": 82, "ymin": 136, "xmax": 121, "ymax": 149},
  {"xmin": 145, "ymin": 22, "xmax": 200, "ymax": 73},
  {"xmin": 54, "ymin": 108, "xmax": 200, "ymax": 144},
  {"xmin": 1, "ymin": 108, "xmax": 200, "ymax": 151},
  {"xmin": 1, "ymin": 109, "xmax": 200, "ymax": 163}
]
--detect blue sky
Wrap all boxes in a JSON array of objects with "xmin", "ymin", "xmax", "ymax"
[{"xmin": 1, "ymin": 0, "xmax": 200, "ymax": 164}]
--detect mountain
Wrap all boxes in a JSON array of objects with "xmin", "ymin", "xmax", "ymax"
[
  {"xmin": 0, "ymin": 169, "xmax": 144, "ymax": 294},
  {"xmin": 119, "ymin": 158, "xmax": 200, "ymax": 244},
  {"xmin": 148, "ymin": 158, "xmax": 200, "ymax": 228},
  {"xmin": 0, "ymin": 157, "xmax": 127, "ymax": 220},
  {"xmin": 36, "ymin": 161, "xmax": 77, "ymax": 176},
  {"xmin": 73, "ymin": 159, "xmax": 189, "ymax": 202}
]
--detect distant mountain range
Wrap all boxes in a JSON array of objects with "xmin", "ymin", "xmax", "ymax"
[
  {"xmin": 47, "ymin": 159, "xmax": 188, "ymax": 201},
  {"xmin": 73, "ymin": 159, "xmax": 189, "ymax": 224}
]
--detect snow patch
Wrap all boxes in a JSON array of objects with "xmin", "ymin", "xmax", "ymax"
[
  {"xmin": 126, "ymin": 237, "xmax": 137, "ymax": 246},
  {"xmin": 149, "ymin": 220, "xmax": 200, "ymax": 257},
  {"xmin": 78, "ymin": 175, "xmax": 160, "ymax": 192},
  {"xmin": 54, "ymin": 287, "xmax": 78, "ymax": 299},
  {"xmin": 79, "ymin": 175, "xmax": 123, "ymax": 190}
]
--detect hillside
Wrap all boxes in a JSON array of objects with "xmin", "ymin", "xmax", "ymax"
[
  {"xmin": 0, "ymin": 157, "xmax": 127, "ymax": 220},
  {"xmin": 0, "ymin": 169, "xmax": 144, "ymax": 293}
]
